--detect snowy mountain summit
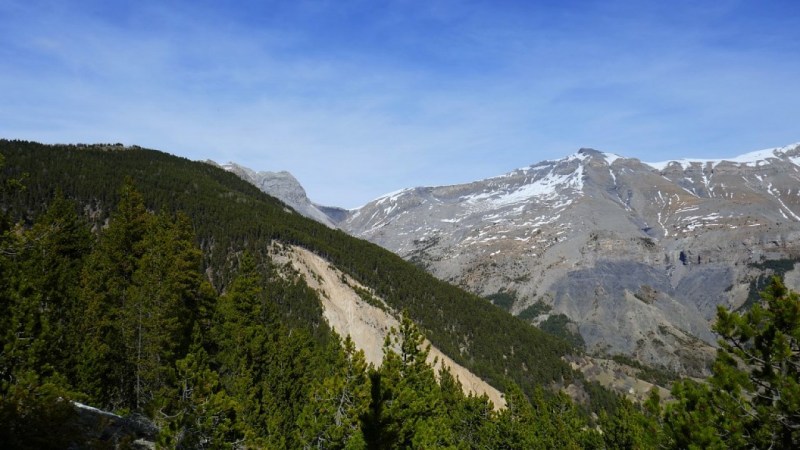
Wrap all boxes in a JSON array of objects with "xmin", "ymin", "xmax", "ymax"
[{"xmin": 337, "ymin": 143, "xmax": 800, "ymax": 375}]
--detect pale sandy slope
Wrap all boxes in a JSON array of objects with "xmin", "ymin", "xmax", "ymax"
[{"xmin": 272, "ymin": 245, "xmax": 505, "ymax": 409}]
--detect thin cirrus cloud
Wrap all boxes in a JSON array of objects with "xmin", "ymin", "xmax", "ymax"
[{"xmin": 0, "ymin": 0, "xmax": 798, "ymax": 208}]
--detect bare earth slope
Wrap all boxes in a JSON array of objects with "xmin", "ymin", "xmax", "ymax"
[{"xmin": 271, "ymin": 244, "xmax": 505, "ymax": 408}]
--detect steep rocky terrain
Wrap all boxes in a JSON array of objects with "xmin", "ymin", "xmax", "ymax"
[
  {"xmin": 213, "ymin": 161, "xmax": 345, "ymax": 227},
  {"xmin": 270, "ymin": 244, "xmax": 505, "ymax": 408},
  {"xmin": 334, "ymin": 143, "xmax": 800, "ymax": 375}
]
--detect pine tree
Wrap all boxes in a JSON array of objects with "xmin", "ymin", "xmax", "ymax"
[
  {"xmin": 296, "ymin": 336, "xmax": 370, "ymax": 449},
  {"xmin": 0, "ymin": 179, "xmax": 86, "ymax": 449},
  {"xmin": 0, "ymin": 222, "xmax": 21, "ymax": 391},
  {"xmin": 0, "ymin": 370, "xmax": 82, "ymax": 449},
  {"xmin": 213, "ymin": 252, "xmax": 308, "ymax": 446},
  {"xmin": 601, "ymin": 399, "xmax": 658, "ymax": 450},
  {"xmin": 77, "ymin": 179, "xmax": 151, "ymax": 409},
  {"xmin": 0, "ymin": 153, "xmax": 23, "ymax": 386},
  {"xmin": 124, "ymin": 211, "xmax": 206, "ymax": 411},
  {"xmin": 448, "ymin": 389, "xmax": 498, "ymax": 449},
  {"xmin": 161, "ymin": 325, "xmax": 243, "ymax": 449},
  {"xmin": 711, "ymin": 276, "xmax": 799, "ymax": 447},
  {"xmin": 6, "ymin": 192, "xmax": 92, "ymax": 382},
  {"xmin": 544, "ymin": 390, "xmax": 597, "ymax": 449},
  {"xmin": 494, "ymin": 383, "xmax": 539, "ymax": 449},
  {"xmin": 369, "ymin": 312, "xmax": 455, "ymax": 449},
  {"xmin": 664, "ymin": 276, "xmax": 800, "ymax": 448},
  {"xmin": 663, "ymin": 379, "xmax": 731, "ymax": 449}
]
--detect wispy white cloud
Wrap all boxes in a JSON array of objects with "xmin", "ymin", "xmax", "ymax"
[{"xmin": 1, "ymin": 0, "xmax": 798, "ymax": 207}]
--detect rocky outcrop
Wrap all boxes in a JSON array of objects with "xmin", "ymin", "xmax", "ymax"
[
  {"xmin": 211, "ymin": 161, "xmax": 342, "ymax": 228},
  {"xmin": 70, "ymin": 402, "xmax": 157, "ymax": 449}
]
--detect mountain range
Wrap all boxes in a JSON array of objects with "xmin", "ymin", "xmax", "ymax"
[
  {"xmin": 6, "ymin": 139, "xmax": 800, "ymax": 447},
  {"xmin": 220, "ymin": 142, "xmax": 800, "ymax": 376},
  {"xmin": 0, "ymin": 140, "xmax": 587, "ymax": 412}
]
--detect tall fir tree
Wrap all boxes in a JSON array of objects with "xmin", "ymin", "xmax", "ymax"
[
  {"xmin": 295, "ymin": 335, "xmax": 370, "ymax": 449},
  {"xmin": 213, "ymin": 252, "xmax": 305, "ymax": 447},
  {"xmin": 77, "ymin": 179, "xmax": 151, "ymax": 409},
  {"xmin": 161, "ymin": 324, "xmax": 244, "ymax": 449},
  {"xmin": 370, "ymin": 312, "xmax": 455, "ymax": 449},
  {"xmin": 0, "ymin": 153, "xmax": 22, "ymax": 386},
  {"xmin": 124, "ymin": 211, "xmax": 208, "ymax": 411},
  {"xmin": 0, "ymin": 158, "xmax": 85, "ymax": 449},
  {"xmin": 494, "ymin": 383, "xmax": 539, "ymax": 449},
  {"xmin": 664, "ymin": 276, "xmax": 800, "ymax": 449},
  {"xmin": 3, "ymin": 191, "xmax": 91, "ymax": 384}
]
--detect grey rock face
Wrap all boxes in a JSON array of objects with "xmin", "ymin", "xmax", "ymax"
[
  {"xmin": 338, "ymin": 143, "xmax": 800, "ymax": 375},
  {"xmin": 214, "ymin": 162, "xmax": 341, "ymax": 228}
]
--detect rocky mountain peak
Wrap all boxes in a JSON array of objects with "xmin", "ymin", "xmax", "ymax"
[
  {"xmin": 251, "ymin": 169, "xmax": 309, "ymax": 205},
  {"xmin": 576, "ymin": 147, "xmax": 603, "ymax": 157},
  {"xmin": 209, "ymin": 161, "xmax": 342, "ymax": 228},
  {"xmin": 221, "ymin": 163, "xmax": 307, "ymax": 200},
  {"xmin": 338, "ymin": 142, "xmax": 800, "ymax": 375}
]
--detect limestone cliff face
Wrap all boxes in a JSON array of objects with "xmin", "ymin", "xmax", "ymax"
[
  {"xmin": 214, "ymin": 161, "xmax": 345, "ymax": 228},
  {"xmin": 337, "ymin": 143, "xmax": 800, "ymax": 375}
]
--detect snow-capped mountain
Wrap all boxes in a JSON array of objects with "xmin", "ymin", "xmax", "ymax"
[
  {"xmin": 337, "ymin": 143, "xmax": 800, "ymax": 375},
  {"xmin": 212, "ymin": 161, "xmax": 346, "ymax": 228}
]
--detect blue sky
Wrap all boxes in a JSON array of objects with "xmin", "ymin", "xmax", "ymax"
[{"xmin": 1, "ymin": 0, "xmax": 798, "ymax": 208}]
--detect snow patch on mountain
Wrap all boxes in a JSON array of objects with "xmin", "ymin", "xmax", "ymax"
[
  {"xmin": 602, "ymin": 152, "xmax": 623, "ymax": 165},
  {"xmin": 463, "ymin": 165, "xmax": 583, "ymax": 208},
  {"xmin": 646, "ymin": 142, "xmax": 800, "ymax": 170}
]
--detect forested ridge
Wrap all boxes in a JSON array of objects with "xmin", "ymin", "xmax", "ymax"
[
  {"xmin": 0, "ymin": 140, "xmax": 581, "ymax": 400},
  {"xmin": 1, "ymin": 140, "xmax": 799, "ymax": 448}
]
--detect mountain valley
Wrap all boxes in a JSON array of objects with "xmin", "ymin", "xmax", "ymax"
[
  {"xmin": 4, "ymin": 139, "xmax": 800, "ymax": 447},
  {"xmin": 225, "ymin": 143, "xmax": 800, "ymax": 377}
]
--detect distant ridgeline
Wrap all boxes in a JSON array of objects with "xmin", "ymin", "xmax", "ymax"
[{"xmin": 2, "ymin": 140, "xmax": 799, "ymax": 448}]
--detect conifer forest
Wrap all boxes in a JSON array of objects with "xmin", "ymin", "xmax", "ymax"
[{"xmin": 1, "ymin": 141, "xmax": 799, "ymax": 449}]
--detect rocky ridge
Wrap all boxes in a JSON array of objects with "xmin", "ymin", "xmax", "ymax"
[
  {"xmin": 336, "ymin": 143, "xmax": 800, "ymax": 375},
  {"xmin": 224, "ymin": 143, "xmax": 800, "ymax": 377},
  {"xmin": 213, "ymin": 161, "xmax": 345, "ymax": 228}
]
